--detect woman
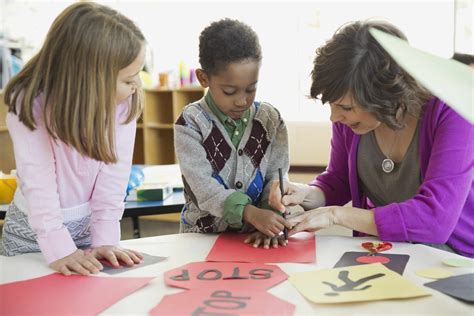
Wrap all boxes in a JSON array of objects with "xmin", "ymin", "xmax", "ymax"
[{"xmin": 269, "ymin": 20, "xmax": 473, "ymax": 258}]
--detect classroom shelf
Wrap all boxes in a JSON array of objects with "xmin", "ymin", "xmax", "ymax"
[
  {"xmin": 0, "ymin": 91, "xmax": 16, "ymax": 173},
  {"xmin": 133, "ymin": 87, "xmax": 205, "ymax": 165},
  {"xmin": 146, "ymin": 123, "xmax": 174, "ymax": 129}
]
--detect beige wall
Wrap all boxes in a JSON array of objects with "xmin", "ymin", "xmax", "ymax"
[{"xmin": 287, "ymin": 121, "xmax": 331, "ymax": 167}]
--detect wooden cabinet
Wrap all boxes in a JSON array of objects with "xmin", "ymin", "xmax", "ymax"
[
  {"xmin": 0, "ymin": 91, "xmax": 16, "ymax": 174},
  {"xmin": 133, "ymin": 87, "xmax": 205, "ymax": 165}
]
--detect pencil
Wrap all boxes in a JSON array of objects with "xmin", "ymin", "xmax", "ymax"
[{"xmin": 278, "ymin": 168, "xmax": 288, "ymax": 241}]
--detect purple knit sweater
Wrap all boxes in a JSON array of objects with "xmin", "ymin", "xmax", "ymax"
[{"xmin": 311, "ymin": 98, "xmax": 473, "ymax": 257}]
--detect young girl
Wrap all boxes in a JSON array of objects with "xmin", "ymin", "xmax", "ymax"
[
  {"xmin": 174, "ymin": 19, "xmax": 291, "ymax": 249},
  {"xmin": 269, "ymin": 20, "xmax": 474, "ymax": 258},
  {"xmin": 1, "ymin": 2, "xmax": 146, "ymax": 274}
]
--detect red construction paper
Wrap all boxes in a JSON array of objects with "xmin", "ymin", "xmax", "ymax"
[
  {"xmin": 0, "ymin": 273, "xmax": 153, "ymax": 316},
  {"xmin": 206, "ymin": 232, "xmax": 316, "ymax": 263},
  {"xmin": 150, "ymin": 288, "xmax": 295, "ymax": 316},
  {"xmin": 164, "ymin": 261, "xmax": 287, "ymax": 290},
  {"xmin": 356, "ymin": 255, "xmax": 391, "ymax": 264}
]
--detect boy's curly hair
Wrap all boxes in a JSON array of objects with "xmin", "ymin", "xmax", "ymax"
[
  {"xmin": 310, "ymin": 20, "xmax": 431, "ymax": 129},
  {"xmin": 199, "ymin": 18, "xmax": 262, "ymax": 75}
]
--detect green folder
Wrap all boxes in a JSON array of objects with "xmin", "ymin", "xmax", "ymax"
[{"xmin": 126, "ymin": 183, "xmax": 173, "ymax": 201}]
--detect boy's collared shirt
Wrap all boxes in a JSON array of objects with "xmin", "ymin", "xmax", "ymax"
[{"xmin": 205, "ymin": 92, "xmax": 250, "ymax": 148}]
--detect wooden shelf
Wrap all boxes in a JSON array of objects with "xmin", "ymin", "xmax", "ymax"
[
  {"xmin": 0, "ymin": 91, "xmax": 16, "ymax": 173},
  {"xmin": 146, "ymin": 123, "xmax": 173, "ymax": 129},
  {"xmin": 133, "ymin": 87, "xmax": 205, "ymax": 165}
]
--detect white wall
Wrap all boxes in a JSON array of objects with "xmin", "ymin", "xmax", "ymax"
[
  {"xmin": 107, "ymin": 0, "xmax": 457, "ymax": 123},
  {"xmin": 2, "ymin": 0, "xmax": 465, "ymax": 166},
  {"xmin": 2, "ymin": 0, "xmax": 458, "ymax": 124}
]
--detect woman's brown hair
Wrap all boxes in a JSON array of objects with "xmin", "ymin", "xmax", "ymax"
[
  {"xmin": 4, "ymin": 2, "xmax": 145, "ymax": 163},
  {"xmin": 310, "ymin": 20, "xmax": 431, "ymax": 129}
]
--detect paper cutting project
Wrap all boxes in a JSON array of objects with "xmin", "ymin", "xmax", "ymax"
[
  {"xmin": 334, "ymin": 251, "xmax": 410, "ymax": 275},
  {"xmin": 415, "ymin": 268, "xmax": 453, "ymax": 279},
  {"xmin": 0, "ymin": 273, "xmax": 153, "ymax": 316},
  {"xmin": 289, "ymin": 263, "xmax": 430, "ymax": 303},
  {"xmin": 442, "ymin": 258, "xmax": 474, "ymax": 268},
  {"xmin": 150, "ymin": 288, "xmax": 295, "ymax": 316},
  {"xmin": 424, "ymin": 273, "xmax": 474, "ymax": 303},
  {"xmin": 206, "ymin": 232, "xmax": 315, "ymax": 263},
  {"xmin": 164, "ymin": 261, "xmax": 287, "ymax": 290},
  {"xmin": 100, "ymin": 253, "xmax": 167, "ymax": 275}
]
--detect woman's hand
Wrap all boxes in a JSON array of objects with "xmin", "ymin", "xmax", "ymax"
[
  {"xmin": 289, "ymin": 206, "xmax": 379, "ymax": 236},
  {"xmin": 90, "ymin": 246, "xmax": 143, "ymax": 268},
  {"xmin": 243, "ymin": 205, "xmax": 292, "ymax": 237},
  {"xmin": 268, "ymin": 180, "xmax": 310, "ymax": 212},
  {"xmin": 49, "ymin": 249, "xmax": 103, "ymax": 276},
  {"xmin": 288, "ymin": 207, "xmax": 336, "ymax": 235},
  {"xmin": 244, "ymin": 231, "xmax": 287, "ymax": 249}
]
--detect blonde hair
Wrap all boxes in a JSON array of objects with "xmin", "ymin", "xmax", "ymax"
[{"xmin": 4, "ymin": 2, "xmax": 145, "ymax": 163}]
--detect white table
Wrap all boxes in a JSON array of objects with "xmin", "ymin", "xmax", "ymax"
[{"xmin": 1, "ymin": 234, "xmax": 473, "ymax": 315}]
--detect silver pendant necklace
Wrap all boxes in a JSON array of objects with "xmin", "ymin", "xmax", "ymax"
[
  {"xmin": 382, "ymin": 157, "xmax": 395, "ymax": 173},
  {"xmin": 378, "ymin": 129, "xmax": 399, "ymax": 174}
]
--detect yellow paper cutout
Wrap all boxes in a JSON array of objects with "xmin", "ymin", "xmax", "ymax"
[
  {"xmin": 288, "ymin": 263, "xmax": 430, "ymax": 304},
  {"xmin": 415, "ymin": 268, "xmax": 454, "ymax": 279},
  {"xmin": 442, "ymin": 258, "xmax": 474, "ymax": 268}
]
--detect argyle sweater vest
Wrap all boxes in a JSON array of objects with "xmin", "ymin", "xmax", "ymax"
[{"xmin": 174, "ymin": 98, "xmax": 289, "ymax": 233}]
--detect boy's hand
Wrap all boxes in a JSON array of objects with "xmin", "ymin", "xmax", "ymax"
[
  {"xmin": 90, "ymin": 246, "xmax": 143, "ymax": 268},
  {"xmin": 49, "ymin": 249, "xmax": 103, "ymax": 276},
  {"xmin": 243, "ymin": 205, "xmax": 292, "ymax": 237},
  {"xmin": 244, "ymin": 231, "xmax": 287, "ymax": 248}
]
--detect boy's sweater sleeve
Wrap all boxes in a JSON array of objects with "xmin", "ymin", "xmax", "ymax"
[
  {"xmin": 223, "ymin": 192, "xmax": 252, "ymax": 228},
  {"xmin": 174, "ymin": 108, "xmax": 237, "ymax": 220},
  {"xmin": 6, "ymin": 98, "xmax": 77, "ymax": 264},
  {"xmin": 374, "ymin": 105, "xmax": 473, "ymax": 244},
  {"xmin": 260, "ymin": 109, "xmax": 290, "ymax": 206},
  {"xmin": 89, "ymin": 101, "xmax": 136, "ymax": 248}
]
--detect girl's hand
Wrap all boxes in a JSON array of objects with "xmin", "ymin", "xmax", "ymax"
[
  {"xmin": 244, "ymin": 231, "xmax": 287, "ymax": 249},
  {"xmin": 268, "ymin": 180, "xmax": 309, "ymax": 212},
  {"xmin": 49, "ymin": 249, "xmax": 103, "ymax": 276},
  {"xmin": 288, "ymin": 207, "xmax": 336, "ymax": 235},
  {"xmin": 243, "ymin": 205, "xmax": 292, "ymax": 237},
  {"xmin": 90, "ymin": 246, "xmax": 143, "ymax": 268}
]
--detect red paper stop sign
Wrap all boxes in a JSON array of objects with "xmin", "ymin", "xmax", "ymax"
[
  {"xmin": 149, "ymin": 288, "xmax": 295, "ymax": 316},
  {"xmin": 164, "ymin": 261, "xmax": 287, "ymax": 290}
]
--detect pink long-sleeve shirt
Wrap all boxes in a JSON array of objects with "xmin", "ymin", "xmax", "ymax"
[{"xmin": 6, "ymin": 95, "xmax": 136, "ymax": 264}]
